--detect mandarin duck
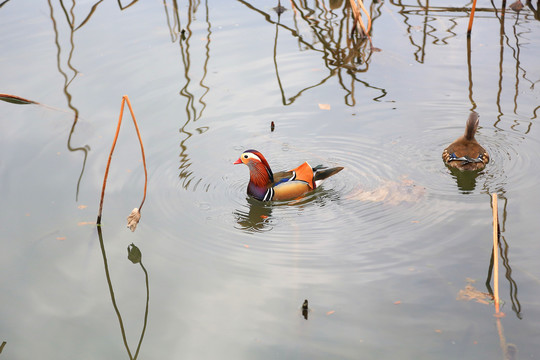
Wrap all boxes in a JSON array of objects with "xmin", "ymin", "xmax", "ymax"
[
  {"xmin": 442, "ymin": 112, "xmax": 489, "ymax": 171},
  {"xmin": 234, "ymin": 149, "xmax": 344, "ymax": 201}
]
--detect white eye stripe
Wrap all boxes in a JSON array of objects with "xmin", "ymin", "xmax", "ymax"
[{"xmin": 243, "ymin": 152, "xmax": 261, "ymax": 161}]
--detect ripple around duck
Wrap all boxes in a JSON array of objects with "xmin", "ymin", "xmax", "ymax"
[
  {"xmin": 223, "ymin": 136, "xmax": 450, "ymax": 274},
  {"xmin": 422, "ymin": 120, "xmax": 540, "ymax": 199},
  {"xmin": 144, "ymin": 123, "xmax": 537, "ymax": 277},
  {"xmin": 143, "ymin": 136, "xmax": 435, "ymax": 275}
]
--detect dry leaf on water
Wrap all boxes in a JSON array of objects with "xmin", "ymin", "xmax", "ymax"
[
  {"xmin": 127, "ymin": 208, "xmax": 141, "ymax": 232},
  {"xmin": 456, "ymin": 279, "xmax": 493, "ymax": 305},
  {"xmin": 318, "ymin": 103, "xmax": 331, "ymax": 110},
  {"xmin": 347, "ymin": 175, "xmax": 425, "ymax": 205}
]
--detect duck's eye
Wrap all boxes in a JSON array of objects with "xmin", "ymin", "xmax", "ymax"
[{"xmin": 243, "ymin": 154, "xmax": 248, "ymax": 159}]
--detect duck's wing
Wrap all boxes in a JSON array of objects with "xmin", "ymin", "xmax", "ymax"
[
  {"xmin": 271, "ymin": 180, "xmax": 312, "ymax": 201},
  {"xmin": 273, "ymin": 170, "xmax": 296, "ymax": 184},
  {"xmin": 273, "ymin": 162, "xmax": 315, "ymax": 188}
]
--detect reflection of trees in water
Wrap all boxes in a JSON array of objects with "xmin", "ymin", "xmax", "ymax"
[
  {"xmin": 97, "ymin": 226, "xmax": 150, "ymax": 360},
  {"xmin": 47, "ymin": 0, "xmax": 91, "ymax": 201},
  {"xmin": 393, "ymin": 0, "xmax": 538, "ymax": 130},
  {"xmin": 47, "ymin": 4, "xmax": 150, "ymax": 356},
  {"xmin": 392, "ymin": 0, "xmax": 532, "ymax": 322},
  {"xmin": 46, "ymin": 0, "xmax": 142, "ymax": 200},
  {"xmin": 163, "ymin": 0, "xmax": 212, "ymax": 190},
  {"xmin": 239, "ymin": 0, "xmax": 388, "ymax": 105},
  {"xmin": 490, "ymin": 3, "xmax": 539, "ymax": 133},
  {"xmin": 484, "ymin": 193, "xmax": 522, "ymax": 319}
]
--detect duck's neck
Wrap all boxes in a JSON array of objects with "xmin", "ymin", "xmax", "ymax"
[{"xmin": 247, "ymin": 162, "xmax": 273, "ymax": 199}]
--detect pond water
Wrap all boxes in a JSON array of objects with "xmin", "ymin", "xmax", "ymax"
[{"xmin": 1, "ymin": 0, "xmax": 540, "ymax": 359}]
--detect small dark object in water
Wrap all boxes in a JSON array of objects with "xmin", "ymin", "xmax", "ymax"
[
  {"xmin": 181, "ymin": 29, "xmax": 186, "ymax": 41},
  {"xmin": 509, "ymin": 0, "xmax": 524, "ymax": 11},
  {"xmin": 302, "ymin": 299, "xmax": 309, "ymax": 320},
  {"xmin": 271, "ymin": 121, "xmax": 275, "ymax": 132},
  {"xmin": 273, "ymin": 2, "xmax": 286, "ymax": 15},
  {"xmin": 329, "ymin": 0, "xmax": 344, "ymax": 10}
]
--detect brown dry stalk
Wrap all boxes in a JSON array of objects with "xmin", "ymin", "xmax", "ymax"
[
  {"xmin": 123, "ymin": 96, "xmax": 148, "ymax": 212},
  {"xmin": 348, "ymin": 0, "xmax": 373, "ymax": 46},
  {"xmin": 492, "ymin": 193, "xmax": 500, "ymax": 313},
  {"xmin": 357, "ymin": 0, "xmax": 371, "ymax": 34},
  {"xmin": 467, "ymin": 0, "xmax": 477, "ymax": 36},
  {"xmin": 97, "ymin": 95, "xmax": 148, "ymax": 227}
]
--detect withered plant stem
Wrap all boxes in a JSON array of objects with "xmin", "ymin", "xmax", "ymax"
[
  {"xmin": 492, "ymin": 193, "xmax": 500, "ymax": 312},
  {"xmin": 348, "ymin": 0, "xmax": 373, "ymax": 48},
  {"xmin": 97, "ymin": 95, "xmax": 147, "ymax": 225},
  {"xmin": 467, "ymin": 0, "xmax": 477, "ymax": 36},
  {"xmin": 124, "ymin": 96, "xmax": 148, "ymax": 212}
]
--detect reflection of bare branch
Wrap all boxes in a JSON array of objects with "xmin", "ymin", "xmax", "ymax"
[
  {"xmin": 485, "ymin": 195, "xmax": 522, "ymax": 319},
  {"xmin": 58, "ymin": 0, "xmax": 74, "ymax": 29},
  {"xmin": 96, "ymin": 227, "xmax": 150, "ymax": 360},
  {"xmin": 526, "ymin": 0, "xmax": 540, "ymax": 20},
  {"xmin": 74, "ymin": 0, "xmax": 105, "ymax": 31},
  {"xmin": 48, "ymin": 0, "xmax": 89, "ymax": 201},
  {"xmin": 244, "ymin": 0, "xmax": 387, "ymax": 105},
  {"xmin": 162, "ymin": 0, "xmax": 212, "ymax": 189},
  {"xmin": 163, "ymin": 0, "xmax": 179, "ymax": 42},
  {"xmin": 466, "ymin": 37, "xmax": 476, "ymax": 111},
  {"xmin": 117, "ymin": 0, "xmax": 139, "ymax": 10}
]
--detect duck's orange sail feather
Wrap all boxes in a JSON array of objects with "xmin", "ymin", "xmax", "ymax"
[{"xmin": 289, "ymin": 162, "xmax": 314, "ymax": 189}]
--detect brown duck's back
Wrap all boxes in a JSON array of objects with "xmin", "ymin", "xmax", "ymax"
[{"xmin": 442, "ymin": 112, "xmax": 489, "ymax": 170}]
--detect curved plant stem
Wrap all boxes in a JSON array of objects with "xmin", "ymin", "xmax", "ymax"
[
  {"xmin": 133, "ymin": 261, "xmax": 149, "ymax": 360},
  {"xmin": 96, "ymin": 97, "xmax": 125, "ymax": 224},
  {"xmin": 123, "ymin": 96, "xmax": 148, "ymax": 212},
  {"xmin": 467, "ymin": 0, "xmax": 477, "ymax": 37},
  {"xmin": 96, "ymin": 225, "xmax": 133, "ymax": 360},
  {"xmin": 96, "ymin": 95, "xmax": 147, "ymax": 225}
]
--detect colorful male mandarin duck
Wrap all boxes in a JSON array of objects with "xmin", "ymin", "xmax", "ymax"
[
  {"xmin": 234, "ymin": 149, "xmax": 344, "ymax": 201},
  {"xmin": 442, "ymin": 112, "xmax": 489, "ymax": 171}
]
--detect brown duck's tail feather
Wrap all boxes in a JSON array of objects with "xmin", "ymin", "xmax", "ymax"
[
  {"xmin": 464, "ymin": 112, "xmax": 479, "ymax": 141},
  {"xmin": 313, "ymin": 166, "xmax": 344, "ymax": 181}
]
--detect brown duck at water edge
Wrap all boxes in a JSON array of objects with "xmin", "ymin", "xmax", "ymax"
[{"xmin": 442, "ymin": 112, "xmax": 489, "ymax": 171}]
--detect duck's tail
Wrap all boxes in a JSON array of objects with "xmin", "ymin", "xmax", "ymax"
[
  {"xmin": 464, "ymin": 112, "xmax": 479, "ymax": 141},
  {"xmin": 313, "ymin": 166, "xmax": 344, "ymax": 187}
]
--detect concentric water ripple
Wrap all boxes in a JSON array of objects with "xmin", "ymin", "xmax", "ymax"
[{"xmin": 142, "ymin": 110, "xmax": 540, "ymax": 278}]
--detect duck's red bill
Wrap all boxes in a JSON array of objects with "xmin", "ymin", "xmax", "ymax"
[{"xmin": 233, "ymin": 158, "xmax": 242, "ymax": 164}]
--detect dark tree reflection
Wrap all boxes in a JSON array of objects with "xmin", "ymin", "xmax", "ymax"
[{"xmin": 239, "ymin": 0, "xmax": 388, "ymax": 105}]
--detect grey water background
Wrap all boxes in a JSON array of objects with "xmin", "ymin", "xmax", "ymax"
[{"xmin": 1, "ymin": 0, "xmax": 540, "ymax": 359}]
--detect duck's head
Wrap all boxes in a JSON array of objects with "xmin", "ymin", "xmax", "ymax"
[{"xmin": 234, "ymin": 149, "xmax": 274, "ymax": 182}]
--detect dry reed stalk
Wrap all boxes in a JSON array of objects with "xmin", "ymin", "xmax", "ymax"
[
  {"xmin": 349, "ymin": 0, "xmax": 371, "ymax": 39},
  {"xmin": 492, "ymin": 193, "xmax": 500, "ymax": 313},
  {"xmin": 467, "ymin": 0, "xmax": 478, "ymax": 36},
  {"xmin": 97, "ymin": 95, "xmax": 148, "ymax": 231}
]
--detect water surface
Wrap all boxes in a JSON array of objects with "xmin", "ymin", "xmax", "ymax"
[{"xmin": 1, "ymin": 0, "xmax": 540, "ymax": 359}]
